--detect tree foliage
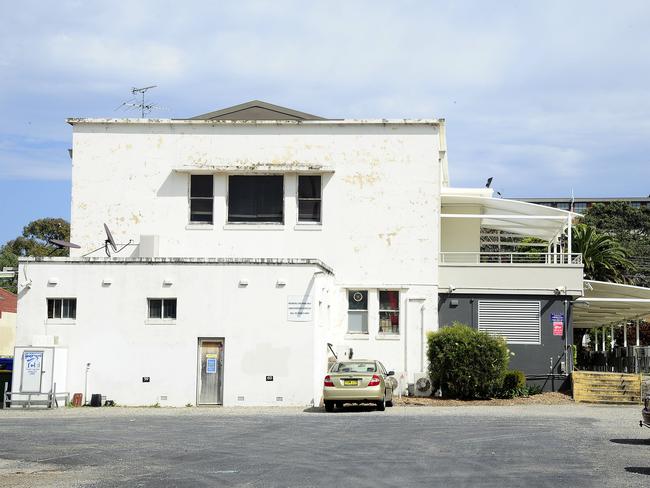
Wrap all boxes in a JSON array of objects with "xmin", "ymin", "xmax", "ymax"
[
  {"xmin": 571, "ymin": 223, "xmax": 634, "ymax": 283},
  {"xmin": 581, "ymin": 202, "xmax": 650, "ymax": 286},
  {"xmin": 0, "ymin": 218, "xmax": 70, "ymax": 293}
]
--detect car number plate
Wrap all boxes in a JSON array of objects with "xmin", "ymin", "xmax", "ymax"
[{"xmin": 343, "ymin": 380, "xmax": 358, "ymax": 386}]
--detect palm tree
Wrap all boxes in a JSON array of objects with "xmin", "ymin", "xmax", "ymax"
[{"xmin": 571, "ymin": 223, "xmax": 635, "ymax": 283}]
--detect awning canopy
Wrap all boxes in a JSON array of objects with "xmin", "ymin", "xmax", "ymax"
[
  {"xmin": 573, "ymin": 280, "xmax": 650, "ymax": 328},
  {"xmin": 441, "ymin": 190, "xmax": 576, "ymax": 241}
]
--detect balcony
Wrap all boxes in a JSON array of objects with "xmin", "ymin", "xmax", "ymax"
[{"xmin": 439, "ymin": 252, "xmax": 584, "ymax": 296}]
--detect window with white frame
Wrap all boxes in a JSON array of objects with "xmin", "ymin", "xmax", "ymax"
[
  {"xmin": 379, "ymin": 290, "xmax": 400, "ymax": 334},
  {"xmin": 298, "ymin": 175, "xmax": 321, "ymax": 223},
  {"xmin": 478, "ymin": 300, "xmax": 541, "ymax": 344},
  {"xmin": 148, "ymin": 298, "xmax": 177, "ymax": 320},
  {"xmin": 189, "ymin": 175, "xmax": 214, "ymax": 223},
  {"xmin": 347, "ymin": 290, "xmax": 368, "ymax": 334},
  {"xmin": 47, "ymin": 298, "xmax": 76, "ymax": 320},
  {"xmin": 228, "ymin": 175, "xmax": 283, "ymax": 223}
]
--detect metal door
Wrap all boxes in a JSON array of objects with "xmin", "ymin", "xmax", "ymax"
[
  {"xmin": 197, "ymin": 339, "xmax": 224, "ymax": 405},
  {"xmin": 21, "ymin": 350, "xmax": 44, "ymax": 393}
]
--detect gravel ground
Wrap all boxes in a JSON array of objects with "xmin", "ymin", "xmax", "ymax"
[
  {"xmin": 0, "ymin": 402, "xmax": 649, "ymax": 487},
  {"xmin": 396, "ymin": 391, "xmax": 574, "ymax": 406}
]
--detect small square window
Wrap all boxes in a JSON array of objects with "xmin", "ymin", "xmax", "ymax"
[
  {"xmin": 148, "ymin": 298, "xmax": 177, "ymax": 320},
  {"xmin": 47, "ymin": 298, "xmax": 76, "ymax": 320},
  {"xmin": 298, "ymin": 175, "xmax": 321, "ymax": 223},
  {"xmin": 347, "ymin": 290, "xmax": 368, "ymax": 334}
]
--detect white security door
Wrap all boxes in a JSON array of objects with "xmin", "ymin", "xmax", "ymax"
[{"xmin": 21, "ymin": 350, "xmax": 44, "ymax": 393}]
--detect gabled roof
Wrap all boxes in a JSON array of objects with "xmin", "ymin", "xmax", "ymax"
[
  {"xmin": 0, "ymin": 288, "xmax": 17, "ymax": 316},
  {"xmin": 190, "ymin": 100, "xmax": 326, "ymax": 121}
]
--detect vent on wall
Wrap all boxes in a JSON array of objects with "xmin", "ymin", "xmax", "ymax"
[{"xmin": 478, "ymin": 300, "xmax": 541, "ymax": 345}]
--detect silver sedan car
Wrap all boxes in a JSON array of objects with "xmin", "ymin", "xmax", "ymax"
[{"xmin": 323, "ymin": 359, "xmax": 394, "ymax": 412}]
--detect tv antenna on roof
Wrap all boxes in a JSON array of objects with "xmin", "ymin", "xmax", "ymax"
[{"xmin": 116, "ymin": 85, "xmax": 159, "ymax": 117}]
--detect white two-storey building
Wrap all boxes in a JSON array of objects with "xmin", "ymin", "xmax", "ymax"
[{"xmin": 18, "ymin": 100, "xmax": 640, "ymax": 407}]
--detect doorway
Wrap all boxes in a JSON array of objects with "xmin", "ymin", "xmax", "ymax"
[{"xmin": 197, "ymin": 338, "xmax": 224, "ymax": 405}]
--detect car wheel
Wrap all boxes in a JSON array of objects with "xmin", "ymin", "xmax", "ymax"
[
  {"xmin": 335, "ymin": 401, "xmax": 344, "ymax": 409},
  {"xmin": 386, "ymin": 400, "xmax": 393, "ymax": 407},
  {"xmin": 376, "ymin": 397, "xmax": 386, "ymax": 412},
  {"xmin": 324, "ymin": 401, "xmax": 335, "ymax": 412}
]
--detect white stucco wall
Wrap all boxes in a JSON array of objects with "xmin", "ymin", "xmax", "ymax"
[
  {"xmin": 69, "ymin": 120, "xmax": 441, "ymax": 287},
  {"xmin": 16, "ymin": 259, "xmax": 335, "ymax": 407}
]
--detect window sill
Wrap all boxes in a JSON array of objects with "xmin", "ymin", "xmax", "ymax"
[
  {"xmin": 294, "ymin": 223, "xmax": 323, "ymax": 231},
  {"xmin": 145, "ymin": 320, "xmax": 177, "ymax": 326},
  {"xmin": 45, "ymin": 319, "xmax": 76, "ymax": 326},
  {"xmin": 344, "ymin": 333, "xmax": 369, "ymax": 340},
  {"xmin": 185, "ymin": 224, "xmax": 214, "ymax": 230},
  {"xmin": 223, "ymin": 223, "xmax": 285, "ymax": 231},
  {"xmin": 375, "ymin": 334, "xmax": 401, "ymax": 341}
]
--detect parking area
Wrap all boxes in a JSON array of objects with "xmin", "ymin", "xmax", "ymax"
[{"xmin": 1, "ymin": 403, "xmax": 649, "ymax": 487}]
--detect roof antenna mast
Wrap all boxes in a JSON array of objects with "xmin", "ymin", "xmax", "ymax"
[{"xmin": 116, "ymin": 85, "xmax": 158, "ymax": 117}]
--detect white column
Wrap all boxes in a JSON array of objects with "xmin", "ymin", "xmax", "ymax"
[
  {"xmin": 594, "ymin": 329, "xmax": 598, "ymax": 351},
  {"xmin": 637, "ymin": 320, "xmax": 640, "ymax": 347},
  {"xmin": 567, "ymin": 214, "xmax": 572, "ymax": 264},
  {"xmin": 624, "ymin": 323, "xmax": 628, "ymax": 347},
  {"xmin": 602, "ymin": 326, "xmax": 606, "ymax": 351},
  {"xmin": 610, "ymin": 325, "xmax": 615, "ymax": 350}
]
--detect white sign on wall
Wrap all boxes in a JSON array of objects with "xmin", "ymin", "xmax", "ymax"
[
  {"xmin": 21, "ymin": 350, "xmax": 43, "ymax": 392},
  {"xmin": 287, "ymin": 296, "xmax": 313, "ymax": 322}
]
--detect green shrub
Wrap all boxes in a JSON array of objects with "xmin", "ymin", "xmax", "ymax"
[
  {"xmin": 527, "ymin": 384, "xmax": 543, "ymax": 396},
  {"xmin": 502, "ymin": 370, "xmax": 526, "ymax": 391},
  {"xmin": 427, "ymin": 323, "xmax": 509, "ymax": 399}
]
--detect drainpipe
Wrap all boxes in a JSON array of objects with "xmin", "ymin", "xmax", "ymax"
[{"xmin": 564, "ymin": 299, "xmax": 571, "ymax": 373}]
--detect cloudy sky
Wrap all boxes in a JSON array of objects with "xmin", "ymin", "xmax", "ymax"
[{"xmin": 1, "ymin": 0, "xmax": 649, "ymax": 243}]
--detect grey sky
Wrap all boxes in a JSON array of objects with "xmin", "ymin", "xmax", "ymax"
[{"xmin": 1, "ymin": 0, "xmax": 649, "ymax": 199}]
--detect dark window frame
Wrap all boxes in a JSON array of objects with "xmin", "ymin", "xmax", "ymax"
[
  {"xmin": 147, "ymin": 298, "xmax": 177, "ymax": 320},
  {"xmin": 347, "ymin": 290, "xmax": 368, "ymax": 334},
  {"xmin": 189, "ymin": 174, "xmax": 214, "ymax": 224},
  {"xmin": 297, "ymin": 175, "xmax": 322, "ymax": 223},
  {"xmin": 227, "ymin": 175, "xmax": 284, "ymax": 224},
  {"xmin": 47, "ymin": 298, "xmax": 77, "ymax": 320},
  {"xmin": 379, "ymin": 290, "xmax": 400, "ymax": 335}
]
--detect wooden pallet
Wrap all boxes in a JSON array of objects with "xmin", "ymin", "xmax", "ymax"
[{"xmin": 572, "ymin": 371, "xmax": 642, "ymax": 404}]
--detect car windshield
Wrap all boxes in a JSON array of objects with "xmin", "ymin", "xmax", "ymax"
[{"xmin": 333, "ymin": 362, "xmax": 377, "ymax": 373}]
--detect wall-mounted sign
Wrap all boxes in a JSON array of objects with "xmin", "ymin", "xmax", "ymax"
[
  {"xmin": 266, "ymin": 376, "xmax": 274, "ymax": 382},
  {"xmin": 142, "ymin": 377, "xmax": 150, "ymax": 383},
  {"xmin": 21, "ymin": 351, "xmax": 44, "ymax": 392},
  {"xmin": 287, "ymin": 296, "xmax": 313, "ymax": 322},
  {"xmin": 206, "ymin": 357, "xmax": 218, "ymax": 374},
  {"xmin": 551, "ymin": 313, "xmax": 564, "ymax": 336}
]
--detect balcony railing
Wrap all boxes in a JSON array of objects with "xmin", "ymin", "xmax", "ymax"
[{"xmin": 440, "ymin": 252, "xmax": 583, "ymax": 265}]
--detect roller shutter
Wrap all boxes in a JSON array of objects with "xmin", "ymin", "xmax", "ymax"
[{"xmin": 478, "ymin": 300, "xmax": 541, "ymax": 345}]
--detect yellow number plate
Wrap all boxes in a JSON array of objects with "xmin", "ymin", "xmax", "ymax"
[{"xmin": 343, "ymin": 380, "xmax": 358, "ymax": 386}]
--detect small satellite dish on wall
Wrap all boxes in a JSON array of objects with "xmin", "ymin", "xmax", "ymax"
[
  {"xmin": 104, "ymin": 224, "xmax": 118, "ymax": 253},
  {"xmin": 47, "ymin": 239, "xmax": 81, "ymax": 256}
]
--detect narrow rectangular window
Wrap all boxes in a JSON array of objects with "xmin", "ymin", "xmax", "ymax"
[
  {"xmin": 379, "ymin": 290, "xmax": 399, "ymax": 334},
  {"xmin": 347, "ymin": 290, "xmax": 368, "ymax": 334},
  {"xmin": 298, "ymin": 175, "xmax": 321, "ymax": 223},
  {"xmin": 148, "ymin": 298, "xmax": 177, "ymax": 320},
  {"xmin": 47, "ymin": 298, "xmax": 77, "ymax": 320},
  {"xmin": 190, "ymin": 175, "xmax": 214, "ymax": 223},
  {"xmin": 228, "ymin": 175, "xmax": 283, "ymax": 223}
]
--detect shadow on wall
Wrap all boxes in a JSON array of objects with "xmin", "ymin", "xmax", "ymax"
[{"xmin": 157, "ymin": 172, "xmax": 187, "ymax": 198}]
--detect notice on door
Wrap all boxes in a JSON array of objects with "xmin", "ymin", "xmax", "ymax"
[
  {"xmin": 287, "ymin": 296, "xmax": 313, "ymax": 322},
  {"xmin": 551, "ymin": 313, "xmax": 564, "ymax": 336},
  {"xmin": 206, "ymin": 354, "xmax": 218, "ymax": 374}
]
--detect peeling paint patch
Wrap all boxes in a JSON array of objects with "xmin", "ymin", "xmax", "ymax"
[
  {"xmin": 343, "ymin": 172, "xmax": 380, "ymax": 188},
  {"xmin": 378, "ymin": 227, "xmax": 403, "ymax": 246}
]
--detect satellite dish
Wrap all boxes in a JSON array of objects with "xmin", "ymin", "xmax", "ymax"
[
  {"xmin": 104, "ymin": 224, "xmax": 118, "ymax": 253},
  {"xmin": 49, "ymin": 239, "xmax": 81, "ymax": 249}
]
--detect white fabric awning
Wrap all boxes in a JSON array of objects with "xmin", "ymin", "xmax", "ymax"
[
  {"xmin": 441, "ymin": 192, "xmax": 576, "ymax": 240},
  {"xmin": 573, "ymin": 280, "xmax": 650, "ymax": 328}
]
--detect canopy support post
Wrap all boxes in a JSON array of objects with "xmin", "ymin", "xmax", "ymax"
[
  {"xmin": 567, "ymin": 214, "xmax": 572, "ymax": 265},
  {"xmin": 610, "ymin": 325, "xmax": 615, "ymax": 351},
  {"xmin": 594, "ymin": 329, "xmax": 598, "ymax": 352},
  {"xmin": 602, "ymin": 326, "xmax": 606, "ymax": 352},
  {"xmin": 624, "ymin": 323, "xmax": 628, "ymax": 347},
  {"xmin": 636, "ymin": 320, "xmax": 640, "ymax": 347}
]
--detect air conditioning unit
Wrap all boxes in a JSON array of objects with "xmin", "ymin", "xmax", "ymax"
[{"xmin": 413, "ymin": 373, "xmax": 433, "ymax": 397}]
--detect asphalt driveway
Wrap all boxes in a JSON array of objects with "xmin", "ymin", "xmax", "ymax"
[{"xmin": 0, "ymin": 404, "xmax": 648, "ymax": 487}]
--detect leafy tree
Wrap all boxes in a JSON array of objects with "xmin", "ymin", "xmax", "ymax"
[
  {"xmin": 581, "ymin": 202, "xmax": 650, "ymax": 286},
  {"xmin": 571, "ymin": 223, "xmax": 634, "ymax": 283},
  {"xmin": 0, "ymin": 218, "xmax": 70, "ymax": 293}
]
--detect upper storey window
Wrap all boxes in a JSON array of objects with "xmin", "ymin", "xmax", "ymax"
[
  {"xmin": 190, "ymin": 175, "xmax": 214, "ymax": 223},
  {"xmin": 298, "ymin": 175, "xmax": 321, "ymax": 223},
  {"xmin": 228, "ymin": 176, "xmax": 284, "ymax": 223}
]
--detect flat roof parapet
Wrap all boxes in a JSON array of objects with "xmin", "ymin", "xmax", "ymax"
[{"xmin": 19, "ymin": 257, "xmax": 334, "ymax": 274}]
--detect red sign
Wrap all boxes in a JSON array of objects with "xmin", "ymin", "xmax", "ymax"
[{"xmin": 553, "ymin": 321, "xmax": 563, "ymax": 336}]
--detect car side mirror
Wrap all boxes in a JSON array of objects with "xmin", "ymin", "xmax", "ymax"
[{"xmin": 387, "ymin": 371, "xmax": 395, "ymax": 376}]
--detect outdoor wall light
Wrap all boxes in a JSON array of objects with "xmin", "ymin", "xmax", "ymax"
[
  {"xmin": 239, "ymin": 280, "xmax": 248, "ymax": 287},
  {"xmin": 47, "ymin": 277, "xmax": 59, "ymax": 285},
  {"xmin": 162, "ymin": 278, "xmax": 173, "ymax": 286},
  {"xmin": 102, "ymin": 278, "xmax": 113, "ymax": 286},
  {"xmin": 276, "ymin": 280, "xmax": 286, "ymax": 287}
]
